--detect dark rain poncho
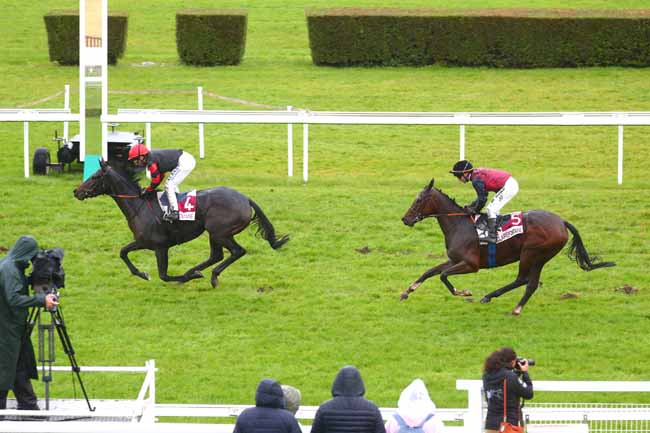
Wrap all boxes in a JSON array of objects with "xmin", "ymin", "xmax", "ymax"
[{"xmin": 0, "ymin": 235, "xmax": 45, "ymax": 390}]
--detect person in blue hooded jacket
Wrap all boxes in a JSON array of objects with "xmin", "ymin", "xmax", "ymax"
[
  {"xmin": 233, "ymin": 378, "xmax": 301, "ymax": 433},
  {"xmin": 0, "ymin": 235, "xmax": 58, "ymax": 411},
  {"xmin": 311, "ymin": 365, "xmax": 386, "ymax": 433}
]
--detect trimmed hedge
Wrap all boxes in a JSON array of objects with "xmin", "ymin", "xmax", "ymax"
[
  {"xmin": 44, "ymin": 10, "xmax": 128, "ymax": 65},
  {"xmin": 176, "ymin": 9, "xmax": 247, "ymax": 66},
  {"xmin": 306, "ymin": 8, "xmax": 650, "ymax": 67}
]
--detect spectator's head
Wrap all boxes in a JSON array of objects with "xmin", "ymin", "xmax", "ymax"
[
  {"xmin": 484, "ymin": 347, "xmax": 517, "ymax": 373},
  {"xmin": 332, "ymin": 365, "xmax": 365, "ymax": 397},
  {"xmin": 255, "ymin": 378, "xmax": 285, "ymax": 409},
  {"xmin": 398, "ymin": 379, "xmax": 436, "ymax": 418},
  {"xmin": 281, "ymin": 385, "xmax": 301, "ymax": 415}
]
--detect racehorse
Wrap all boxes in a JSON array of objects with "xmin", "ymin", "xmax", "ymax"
[
  {"xmin": 73, "ymin": 161, "xmax": 289, "ymax": 287},
  {"xmin": 400, "ymin": 178, "xmax": 615, "ymax": 315}
]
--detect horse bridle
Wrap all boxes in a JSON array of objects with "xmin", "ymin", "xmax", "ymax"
[{"xmin": 414, "ymin": 211, "xmax": 470, "ymax": 222}]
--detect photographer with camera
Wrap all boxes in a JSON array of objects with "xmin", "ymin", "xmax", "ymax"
[
  {"xmin": 482, "ymin": 347, "xmax": 534, "ymax": 433},
  {"xmin": 0, "ymin": 235, "xmax": 57, "ymax": 412}
]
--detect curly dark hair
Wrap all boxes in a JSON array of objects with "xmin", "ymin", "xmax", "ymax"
[{"xmin": 484, "ymin": 347, "xmax": 517, "ymax": 373}]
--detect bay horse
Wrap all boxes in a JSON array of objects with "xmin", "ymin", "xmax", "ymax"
[
  {"xmin": 73, "ymin": 160, "xmax": 289, "ymax": 287},
  {"xmin": 400, "ymin": 178, "xmax": 614, "ymax": 315}
]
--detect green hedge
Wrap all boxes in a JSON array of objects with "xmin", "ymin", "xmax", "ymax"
[
  {"xmin": 306, "ymin": 8, "xmax": 650, "ymax": 67},
  {"xmin": 176, "ymin": 9, "xmax": 247, "ymax": 66},
  {"xmin": 43, "ymin": 10, "xmax": 128, "ymax": 66}
]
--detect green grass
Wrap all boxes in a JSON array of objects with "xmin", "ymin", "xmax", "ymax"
[{"xmin": 1, "ymin": 0, "xmax": 650, "ymax": 413}]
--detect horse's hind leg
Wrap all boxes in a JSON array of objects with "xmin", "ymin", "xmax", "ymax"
[
  {"xmin": 209, "ymin": 237, "xmax": 246, "ymax": 288},
  {"xmin": 183, "ymin": 236, "xmax": 225, "ymax": 281},
  {"xmin": 511, "ymin": 264, "xmax": 544, "ymax": 316},
  {"xmin": 120, "ymin": 242, "xmax": 150, "ymax": 281},
  {"xmin": 155, "ymin": 248, "xmax": 202, "ymax": 283}
]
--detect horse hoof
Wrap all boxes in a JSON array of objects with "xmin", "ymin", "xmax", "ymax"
[
  {"xmin": 480, "ymin": 297, "xmax": 491, "ymax": 304},
  {"xmin": 211, "ymin": 276, "xmax": 219, "ymax": 288},
  {"xmin": 511, "ymin": 308, "xmax": 522, "ymax": 316},
  {"xmin": 400, "ymin": 293, "xmax": 409, "ymax": 301},
  {"xmin": 462, "ymin": 289, "xmax": 472, "ymax": 297},
  {"xmin": 188, "ymin": 270, "xmax": 203, "ymax": 280},
  {"xmin": 137, "ymin": 272, "xmax": 150, "ymax": 281}
]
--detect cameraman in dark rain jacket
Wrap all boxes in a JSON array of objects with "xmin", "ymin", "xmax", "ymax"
[
  {"xmin": 0, "ymin": 235, "xmax": 57, "ymax": 411},
  {"xmin": 482, "ymin": 348, "xmax": 533, "ymax": 433}
]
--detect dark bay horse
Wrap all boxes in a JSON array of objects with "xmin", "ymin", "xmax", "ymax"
[
  {"xmin": 73, "ymin": 161, "xmax": 289, "ymax": 287},
  {"xmin": 401, "ymin": 179, "xmax": 614, "ymax": 315}
]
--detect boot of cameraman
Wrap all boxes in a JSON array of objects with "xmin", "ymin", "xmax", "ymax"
[{"xmin": 0, "ymin": 236, "xmax": 58, "ymax": 413}]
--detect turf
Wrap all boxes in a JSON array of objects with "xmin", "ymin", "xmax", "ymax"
[{"xmin": 0, "ymin": 0, "xmax": 649, "ymax": 412}]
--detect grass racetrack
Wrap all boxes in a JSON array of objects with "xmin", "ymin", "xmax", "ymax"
[{"xmin": 1, "ymin": 0, "xmax": 649, "ymax": 414}]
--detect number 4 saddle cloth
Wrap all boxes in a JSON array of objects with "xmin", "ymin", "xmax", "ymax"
[
  {"xmin": 471, "ymin": 211, "xmax": 524, "ymax": 244},
  {"xmin": 156, "ymin": 190, "xmax": 197, "ymax": 221}
]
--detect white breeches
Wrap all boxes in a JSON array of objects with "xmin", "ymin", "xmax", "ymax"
[
  {"xmin": 486, "ymin": 177, "xmax": 519, "ymax": 219},
  {"xmin": 165, "ymin": 151, "xmax": 196, "ymax": 210}
]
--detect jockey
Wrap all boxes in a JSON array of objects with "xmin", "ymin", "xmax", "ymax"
[
  {"xmin": 450, "ymin": 160, "xmax": 519, "ymax": 244},
  {"xmin": 128, "ymin": 144, "xmax": 196, "ymax": 222}
]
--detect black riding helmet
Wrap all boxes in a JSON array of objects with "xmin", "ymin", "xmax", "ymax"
[{"xmin": 450, "ymin": 160, "xmax": 473, "ymax": 178}]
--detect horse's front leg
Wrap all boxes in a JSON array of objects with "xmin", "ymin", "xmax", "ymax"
[
  {"xmin": 401, "ymin": 260, "xmax": 454, "ymax": 301},
  {"xmin": 120, "ymin": 242, "xmax": 150, "ymax": 281},
  {"xmin": 440, "ymin": 261, "xmax": 479, "ymax": 297},
  {"xmin": 155, "ymin": 248, "xmax": 202, "ymax": 283}
]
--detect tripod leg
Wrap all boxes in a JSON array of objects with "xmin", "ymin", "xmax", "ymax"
[{"xmin": 50, "ymin": 307, "xmax": 95, "ymax": 412}]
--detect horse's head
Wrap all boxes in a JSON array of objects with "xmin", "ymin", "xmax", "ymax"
[
  {"xmin": 73, "ymin": 160, "xmax": 111, "ymax": 200},
  {"xmin": 402, "ymin": 178, "xmax": 440, "ymax": 226}
]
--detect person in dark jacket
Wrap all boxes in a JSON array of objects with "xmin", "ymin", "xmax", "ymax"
[
  {"xmin": 0, "ymin": 235, "xmax": 58, "ymax": 411},
  {"xmin": 128, "ymin": 144, "xmax": 197, "ymax": 222},
  {"xmin": 449, "ymin": 160, "xmax": 519, "ymax": 244},
  {"xmin": 482, "ymin": 348, "xmax": 533, "ymax": 433},
  {"xmin": 311, "ymin": 365, "xmax": 386, "ymax": 433},
  {"xmin": 233, "ymin": 378, "xmax": 301, "ymax": 433}
]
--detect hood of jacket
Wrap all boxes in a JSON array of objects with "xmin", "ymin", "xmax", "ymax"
[
  {"xmin": 5, "ymin": 236, "xmax": 39, "ymax": 265},
  {"xmin": 331, "ymin": 365, "xmax": 365, "ymax": 397},
  {"xmin": 483, "ymin": 367, "xmax": 511, "ymax": 390},
  {"xmin": 396, "ymin": 379, "xmax": 437, "ymax": 426},
  {"xmin": 255, "ymin": 378, "xmax": 286, "ymax": 409}
]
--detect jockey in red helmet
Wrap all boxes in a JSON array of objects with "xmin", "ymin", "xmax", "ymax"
[
  {"xmin": 450, "ymin": 160, "xmax": 519, "ymax": 244},
  {"xmin": 128, "ymin": 144, "xmax": 196, "ymax": 223}
]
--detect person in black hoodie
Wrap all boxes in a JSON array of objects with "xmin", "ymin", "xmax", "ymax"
[
  {"xmin": 311, "ymin": 365, "xmax": 386, "ymax": 433},
  {"xmin": 482, "ymin": 348, "xmax": 534, "ymax": 433},
  {"xmin": 233, "ymin": 378, "xmax": 301, "ymax": 433}
]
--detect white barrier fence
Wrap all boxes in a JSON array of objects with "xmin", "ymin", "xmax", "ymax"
[
  {"xmin": 2, "ymin": 362, "xmax": 650, "ymax": 433},
  {"xmin": 107, "ymin": 107, "xmax": 650, "ymax": 184},
  {"xmin": 2, "ymin": 85, "xmax": 649, "ymax": 182}
]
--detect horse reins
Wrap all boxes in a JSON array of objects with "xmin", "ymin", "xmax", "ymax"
[{"xmin": 419, "ymin": 212, "xmax": 470, "ymax": 220}]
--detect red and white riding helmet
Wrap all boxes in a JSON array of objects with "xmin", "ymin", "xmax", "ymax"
[{"xmin": 128, "ymin": 143, "xmax": 150, "ymax": 160}]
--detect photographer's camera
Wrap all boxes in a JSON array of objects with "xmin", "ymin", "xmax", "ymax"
[{"xmin": 516, "ymin": 357, "xmax": 535, "ymax": 368}]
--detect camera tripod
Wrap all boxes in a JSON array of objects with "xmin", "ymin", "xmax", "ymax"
[{"xmin": 26, "ymin": 301, "xmax": 95, "ymax": 412}]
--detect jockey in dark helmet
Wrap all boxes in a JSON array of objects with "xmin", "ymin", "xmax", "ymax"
[
  {"xmin": 450, "ymin": 160, "xmax": 519, "ymax": 245},
  {"xmin": 128, "ymin": 144, "xmax": 196, "ymax": 223}
]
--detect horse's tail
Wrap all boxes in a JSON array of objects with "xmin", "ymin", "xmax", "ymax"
[
  {"xmin": 564, "ymin": 221, "xmax": 615, "ymax": 271},
  {"xmin": 249, "ymin": 199, "xmax": 290, "ymax": 250}
]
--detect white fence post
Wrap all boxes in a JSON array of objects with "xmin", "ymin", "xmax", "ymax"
[
  {"xmin": 23, "ymin": 121, "xmax": 29, "ymax": 178},
  {"xmin": 459, "ymin": 124, "xmax": 466, "ymax": 160},
  {"xmin": 63, "ymin": 84, "xmax": 70, "ymax": 140},
  {"xmin": 287, "ymin": 106, "xmax": 293, "ymax": 177},
  {"xmin": 618, "ymin": 124, "xmax": 624, "ymax": 185},
  {"xmin": 303, "ymin": 122, "xmax": 309, "ymax": 183},
  {"xmin": 146, "ymin": 122, "xmax": 152, "ymax": 179},
  {"xmin": 198, "ymin": 87, "xmax": 204, "ymax": 159}
]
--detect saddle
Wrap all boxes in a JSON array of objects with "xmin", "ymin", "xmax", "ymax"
[
  {"xmin": 471, "ymin": 211, "xmax": 524, "ymax": 244},
  {"xmin": 156, "ymin": 190, "xmax": 197, "ymax": 221}
]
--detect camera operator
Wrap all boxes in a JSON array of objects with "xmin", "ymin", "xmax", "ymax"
[
  {"xmin": 482, "ymin": 347, "xmax": 534, "ymax": 433},
  {"xmin": 0, "ymin": 235, "xmax": 58, "ymax": 412}
]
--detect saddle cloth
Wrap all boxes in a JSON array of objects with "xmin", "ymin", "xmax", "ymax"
[
  {"xmin": 157, "ymin": 190, "xmax": 197, "ymax": 221},
  {"xmin": 471, "ymin": 211, "xmax": 524, "ymax": 244}
]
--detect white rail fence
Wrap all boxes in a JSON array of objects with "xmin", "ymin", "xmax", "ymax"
[
  {"xmin": 2, "ymin": 363, "xmax": 650, "ymax": 433},
  {"xmin": 2, "ymin": 85, "xmax": 649, "ymax": 182}
]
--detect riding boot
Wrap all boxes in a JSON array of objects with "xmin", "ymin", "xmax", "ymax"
[
  {"xmin": 163, "ymin": 188, "xmax": 179, "ymax": 222},
  {"xmin": 487, "ymin": 217, "xmax": 498, "ymax": 244},
  {"xmin": 163, "ymin": 209, "xmax": 179, "ymax": 222}
]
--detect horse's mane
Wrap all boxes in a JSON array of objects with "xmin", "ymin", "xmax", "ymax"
[
  {"xmin": 109, "ymin": 166, "xmax": 142, "ymax": 192},
  {"xmin": 435, "ymin": 187, "xmax": 463, "ymax": 210}
]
